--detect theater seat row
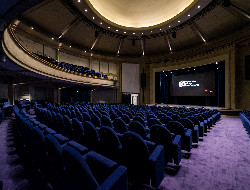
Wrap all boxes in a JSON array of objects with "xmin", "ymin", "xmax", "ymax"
[{"xmin": 240, "ymin": 110, "xmax": 250, "ymax": 135}]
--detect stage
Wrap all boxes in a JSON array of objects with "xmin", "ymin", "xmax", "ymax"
[{"xmin": 148, "ymin": 104, "xmax": 242, "ymax": 116}]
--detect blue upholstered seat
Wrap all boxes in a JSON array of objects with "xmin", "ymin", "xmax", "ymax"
[
  {"xmin": 121, "ymin": 131, "xmax": 164, "ymax": 188},
  {"xmin": 62, "ymin": 146, "xmax": 128, "ymax": 190},
  {"xmin": 166, "ymin": 121, "xmax": 192, "ymax": 152},
  {"xmin": 179, "ymin": 118, "xmax": 199, "ymax": 143},
  {"xmin": 150, "ymin": 124, "xmax": 182, "ymax": 165}
]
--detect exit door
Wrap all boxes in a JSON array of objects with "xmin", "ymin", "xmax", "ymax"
[{"xmin": 131, "ymin": 94, "xmax": 139, "ymax": 105}]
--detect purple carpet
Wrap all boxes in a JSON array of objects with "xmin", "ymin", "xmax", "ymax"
[{"xmin": 159, "ymin": 116, "xmax": 250, "ymax": 190}]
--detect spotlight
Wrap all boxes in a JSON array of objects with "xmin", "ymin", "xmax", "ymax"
[{"xmin": 172, "ymin": 31, "xmax": 176, "ymax": 39}]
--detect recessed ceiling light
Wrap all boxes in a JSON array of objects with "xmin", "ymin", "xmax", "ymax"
[
  {"xmin": 216, "ymin": 62, "xmax": 218, "ymax": 64},
  {"xmin": 142, "ymin": 32, "xmax": 144, "ymax": 35},
  {"xmin": 133, "ymin": 33, "xmax": 135, "ymax": 34},
  {"xmin": 198, "ymin": 5, "xmax": 200, "ymax": 8},
  {"xmin": 160, "ymin": 29, "xmax": 162, "ymax": 31},
  {"xmin": 188, "ymin": 14, "xmax": 190, "ymax": 17},
  {"xmin": 92, "ymin": 17, "xmax": 95, "ymax": 19},
  {"xmin": 116, "ymin": 29, "xmax": 118, "ymax": 31},
  {"xmin": 124, "ymin": 31, "xmax": 126, "ymax": 33},
  {"xmin": 108, "ymin": 26, "xmax": 110, "ymax": 28},
  {"xmin": 78, "ymin": 0, "xmax": 81, "ymax": 2},
  {"xmin": 69, "ymin": 46, "xmax": 71, "ymax": 48},
  {"xmin": 84, "ymin": 50, "xmax": 86, "ymax": 53},
  {"xmin": 51, "ymin": 37, "xmax": 54, "ymax": 40},
  {"xmin": 31, "ymin": 27, "xmax": 34, "ymax": 29},
  {"xmin": 194, "ymin": 68, "xmax": 196, "ymax": 70},
  {"xmin": 178, "ymin": 20, "xmax": 180, "ymax": 22},
  {"xmin": 85, "ymin": 9, "xmax": 87, "ymax": 12},
  {"xmin": 100, "ymin": 22, "xmax": 102, "ymax": 24}
]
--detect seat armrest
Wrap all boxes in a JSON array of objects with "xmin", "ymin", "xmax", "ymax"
[
  {"xmin": 148, "ymin": 145, "xmax": 164, "ymax": 188},
  {"xmin": 145, "ymin": 140, "xmax": 156, "ymax": 153},
  {"xmin": 98, "ymin": 166, "xmax": 128, "ymax": 190},
  {"xmin": 172, "ymin": 135, "xmax": 181, "ymax": 146},
  {"xmin": 172, "ymin": 135, "xmax": 182, "ymax": 165},
  {"xmin": 68, "ymin": 140, "xmax": 88, "ymax": 155},
  {"xmin": 185, "ymin": 129, "xmax": 192, "ymax": 152}
]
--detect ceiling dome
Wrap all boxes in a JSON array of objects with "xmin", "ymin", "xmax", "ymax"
[{"xmin": 87, "ymin": 0, "xmax": 197, "ymax": 30}]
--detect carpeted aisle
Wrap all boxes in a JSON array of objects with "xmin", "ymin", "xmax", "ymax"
[{"xmin": 159, "ymin": 116, "xmax": 250, "ymax": 190}]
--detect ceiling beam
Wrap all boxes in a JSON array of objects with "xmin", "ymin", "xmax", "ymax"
[
  {"xmin": 117, "ymin": 38, "xmax": 123, "ymax": 55},
  {"xmin": 90, "ymin": 32, "xmax": 103, "ymax": 50},
  {"xmin": 164, "ymin": 34, "xmax": 173, "ymax": 53},
  {"xmin": 221, "ymin": 1, "xmax": 250, "ymax": 20},
  {"xmin": 191, "ymin": 23, "xmax": 207, "ymax": 43},
  {"xmin": 141, "ymin": 38, "xmax": 145, "ymax": 56},
  {"xmin": 58, "ymin": 18, "xmax": 81, "ymax": 38}
]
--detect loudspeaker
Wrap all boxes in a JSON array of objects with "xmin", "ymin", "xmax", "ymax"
[{"xmin": 141, "ymin": 73, "xmax": 146, "ymax": 87}]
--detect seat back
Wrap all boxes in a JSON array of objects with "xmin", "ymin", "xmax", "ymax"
[
  {"xmin": 101, "ymin": 115, "xmax": 113, "ymax": 128},
  {"xmin": 91, "ymin": 113, "xmax": 101, "ymax": 128},
  {"xmin": 159, "ymin": 116, "xmax": 173, "ymax": 125},
  {"xmin": 133, "ymin": 116, "xmax": 146, "ymax": 127},
  {"xmin": 148, "ymin": 118, "xmax": 162, "ymax": 128},
  {"xmin": 99, "ymin": 126, "xmax": 122, "ymax": 162},
  {"xmin": 63, "ymin": 115, "xmax": 73, "ymax": 138},
  {"xmin": 72, "ymin": 118, "xmax": 84, "ymax": 144},
  {"xmin": 121, "ymin": 114, "xmax": 131, "ymax": 124},
  {"xmin": 56, "ymin": 113, "xmax": 64, "ymax": 133},
  {"xmin": 62, "ymin": 146, "xmax": 99, "ymax": 190},
  {"xmin": 113, "ymin": 118, "xmax": 128, "ymax": 134},
  {"xmin": 179, "ymin": 118, "xmax": 194, "ymax": 130},
  {"xmin": 166, "ymin": 121, "xmax": 185, "ymax": 139},
  {"xmin": 121, "ymin": 131, "xmax": 149, "ymax": 169},
  {"xmin": 83, "ymin": 121, "xmax": 100, "ymax": 151},
  {"xmin": 82, "ymin": 112, "xmax": 91, "ymax": 122},
  {"xmin": 128, "ymin": 121, "xmax": 147, "ymax": 139}
]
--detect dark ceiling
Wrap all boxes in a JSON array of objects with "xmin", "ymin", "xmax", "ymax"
[{"xmin": 14, "ymin": 0, "xmax": 250, "ymax": 57}]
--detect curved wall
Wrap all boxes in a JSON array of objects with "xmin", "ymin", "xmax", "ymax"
[{"xmin": 2, "ymin": 27, "xmax": 116, "ymax": 88}]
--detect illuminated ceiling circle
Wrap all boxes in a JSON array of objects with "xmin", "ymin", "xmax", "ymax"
[{"xmin": 87, "ymin": 0, "xmax": 197, "ymax": 30}]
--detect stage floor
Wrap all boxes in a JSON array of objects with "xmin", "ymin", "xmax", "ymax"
[{"xmin": 147, "ymin": 104, "xmax": 242, "ymax": 116}]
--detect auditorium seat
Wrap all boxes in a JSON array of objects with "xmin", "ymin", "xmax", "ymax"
[
  {"xmin": 91, "ymin": 113, "xmax": 101, "ymax": 128},
  {"xmin": 101, "ymin": 115, "xmax": 113, "ymax": 128},
  {"xmin": 113, "ymin": 118, "xmax": 128, "ymax": 134},
  {"xmin": 82, "ymin": 121, "xmax": 100, "ymax": 152},
  {"xmin": 148, "ymin": 118, "xmax": 162, "ymax": 128},
  {"xmin": 128, "ymin": 121, "xmax": 149, "ymax": 139},
  {"xmin": 187, "ymin": 116, "xmax": 204, "ymax": 138},
  {"xmin": 150, "ymin": 124, "xmax": 182, "ymax": 165},
  {"xmin": 99, "ymin": 126, "xmax": 123, "ymax": 163},
  {"xmin": 62, "ymin": 146, "xmax": 127, "ymax": 190},
  {"xmin": 179, "ymin": 118, "xmax": 199, "ymax": 143},
  {"xmin": 121, "ymin": 131, "xmax": 164, "ymax": 188},
  {"xmin": 159, "ymin": 116, "xmax": 173, "ymax": 125},
  {"xmin": 71, "ymin": 118, "xmax": 85, "ymax": 145},
  {"xmin": 166, "ymin": 121, "xmax": 192, "ymax": 152}
]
